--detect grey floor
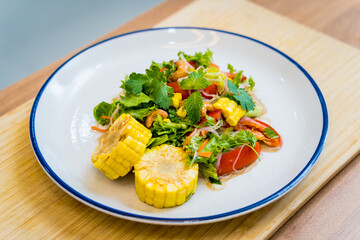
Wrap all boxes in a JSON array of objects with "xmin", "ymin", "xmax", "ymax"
[{"xmin": 0, "ymin": 0, "xmax": 163, "ymax": 90}]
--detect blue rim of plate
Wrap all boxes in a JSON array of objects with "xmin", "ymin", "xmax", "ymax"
[{"xmin": 29, "ymin": 27, "xmax": 328, "ymax": 223}]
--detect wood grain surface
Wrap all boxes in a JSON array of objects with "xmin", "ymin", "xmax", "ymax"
[
  {"xmin": 249, "ymin": 0, "xmax": 360, "ymax": 238},
  {"xmin": 251, "ymin": 0, "xmax": 360, "ymax": 48},
  {"xmin": 1, "ymin": 0, "xmax": 360, "ymax": 239}
]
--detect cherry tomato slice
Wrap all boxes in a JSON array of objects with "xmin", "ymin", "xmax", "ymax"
[
  {"xmin": 198, "ymin": 109, "xmax": 222, "ymax": 126},
  {"xmin": 201, "ymin": 83, "xmax": 218, "ymax": 99},
  {"xmin": 217, "ymin": 142, "xmax": 261, "ymax": 175},
  {"xmin": 208, "ymin": 109, "xmax": 222, "ymax": 121},
  {"xmin": 187, "ymin": 61, "xmax": 197, "ymax": 68},
  {"xmin": 167, "ymin": 82, "xmax": 191, "ymax": 99}
]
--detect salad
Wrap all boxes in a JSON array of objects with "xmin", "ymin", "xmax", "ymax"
[{"xmin": 91, "ymin": 49, "xmax": 282, "ymax": 208}]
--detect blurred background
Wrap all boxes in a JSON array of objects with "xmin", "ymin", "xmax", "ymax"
[{"xmin": 0, "ymin": 0, "xmax": 163, "ymax": 90}]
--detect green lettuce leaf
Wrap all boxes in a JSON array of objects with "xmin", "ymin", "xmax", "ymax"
[
  {"xmin": 178, "ymin": 49, "xmax": 213, "ymax": 68},
  {"xmin": 93, "ymin": 101, "xmax": 116, "ymax": 125},
  {"xmin": 119, "ymin": 92, "xmax": 153, "ymax": 107}
]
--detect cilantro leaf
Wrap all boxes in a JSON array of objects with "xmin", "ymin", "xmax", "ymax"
[
  {"xmin": 179, "ymin": 69, "xmax": 211, "ymax": 90},
  {"xmin": 144, "ymin": 64, "xmax": 174, "ymax": 109},
  {"xmin": 122, "ymin": 63, "xmax": 174, "ymax": 109},
  {"xmin": 178, "ymin": 49, "xmax": 213, "ymax": 67},
  {"xmin": 150, "ymin": 81, "xmax": 174, "ymax": 109},
  {"xmin": 185, "ymin": 91, "xmax": 203, "ymax": 124},
  {"xmin": 227, "ymin": 81, "xmax": 255, "ymax": 111},
  {"xmin": 121, "ymin": 73, "xmax": 148, "ymax": 94},
  {"xmin": 263, "ymin": 127, "xmax": 279, "ymax": 139},
  {"xmin": 227, "ymin": 64, "xmax": 235, "ymax": 73},
  {"xmin": 145, "ymin": 64, "xmax": 164, "ymax": 80},
  {"xmin": 119, "ymin": 92, "xmax": 153, "ymax": 107}
]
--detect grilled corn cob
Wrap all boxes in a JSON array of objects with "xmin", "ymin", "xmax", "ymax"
[
  {"xmin": 91, "ymin": 114, "xmax": 152, "ymax": 179},
  {"xmin": 134, "ymin": 145, "xmax": 198, "ymax": 208},
  {"xmin": 213, "ymin": 97, "xmax": 245, "ymax": 126}
]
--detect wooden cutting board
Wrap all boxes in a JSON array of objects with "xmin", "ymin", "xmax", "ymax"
[{"xmin": 1, "ymin": 0, "xmax": 359, "ymax": 239}]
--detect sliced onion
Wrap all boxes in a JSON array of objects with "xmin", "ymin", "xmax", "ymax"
[
  {"xmin": 202, "ymin": 95, "xmax": 220, "ymax": 103},
  {"xmin": 198, "ymin": 121, "xmax": 223, "ymax": 138},
  {"xmin": 197, "ymin": 66, "xmax": 205, "ymax": 72},
  {"xmin": 200, "ymin": 89, "xmax": 218, "ymax": 98},
  {"xmin": 190, "ymin": 129, "xmax": 199, "ymax": 164},
  {"xmin": 220, "ymin": 71, "xmax": 229, "ymax": 94},
  {"xmin": 215, "ymin": 152, "xmax": 222, "ymax": 170},
  {"xmin": 109, "ymin": 103, "xmax": 120, "ymax": 125},
  {"xmin": 178, "ymin": 53, "xmax": 195, "ymax": 69},
  {"xmin": 177, "ymin": 76, "xmax": 188, "ymax": 82},
  {"xmin": 232, "ymin": 146, "xmax": 244, "ymax": 171}
]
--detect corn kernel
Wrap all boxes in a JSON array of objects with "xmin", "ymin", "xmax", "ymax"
[
  {"xmin": 213, "ymin": 98, "xmax": 245, "ymax": 126},
  {"xmin": 176, "ymin": 106, "xmax": 187, "ymax": 117},
  {"xmin": 172, "ymin": 93, "xmax": 182, "ymax": 108}
]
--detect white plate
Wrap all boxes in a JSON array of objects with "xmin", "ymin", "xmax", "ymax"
[{"xmin": 30, "ymin": 27, "xmax": 328, "ymax": 225}]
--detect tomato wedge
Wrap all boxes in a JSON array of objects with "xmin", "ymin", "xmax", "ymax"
[
  {"xmin": 187, "ymin": 61, "xmax": 197, "ymax": 68},
  {"xmin": 217, "ymin": 142, "xmax": 261, "ymax": 175},
  {"xmin": 201, "ymin": 83, "xmax": 218, "ymax": 99},
  {"xmin": 207, "ymin": 109, "xmax": 222, "ymax": 121},
  {"xmin": 167, "ymin": 82, "xmax": 191, "ymax": 99},
  {"xmin": 198, "ymin": 109, "xmax": 222, "ymax": 126},
  {"xmin": 236, "ymin": 117, "xmax": 282, "ymax": 148}
]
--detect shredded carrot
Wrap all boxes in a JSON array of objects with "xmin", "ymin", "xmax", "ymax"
[
  {"xmin": 197, "ymin": 151, "xmax": 213, "ymax": 158},
  {"xmin": 160, "ymin": 67, "xmax": 165, "ymax": 72},
  {"xmin": 197, "ymin": 138, "xmax": 209, "ymax": 153},
  {"xmin": 213, "ymin": 82, "xmax": 222, "ymax": 86},
  {"xmin": 101, "ymin": 116, "xmax": 111, "ymax": 120},
  {"xmin": 185, "ymin": 150, "xmax": 192, "ymax": 154},
  {"xmin": 183, "ymin": 131, "xmax": 195, "ymax": 147},
  {"xmin": 91, "ymin": 126, "xmax": 108, "ymax": 132}
]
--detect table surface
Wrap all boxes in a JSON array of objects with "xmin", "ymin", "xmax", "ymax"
[{"xmin": 1, "ymin": 0, "xmax": 359, "ymax": 239}]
